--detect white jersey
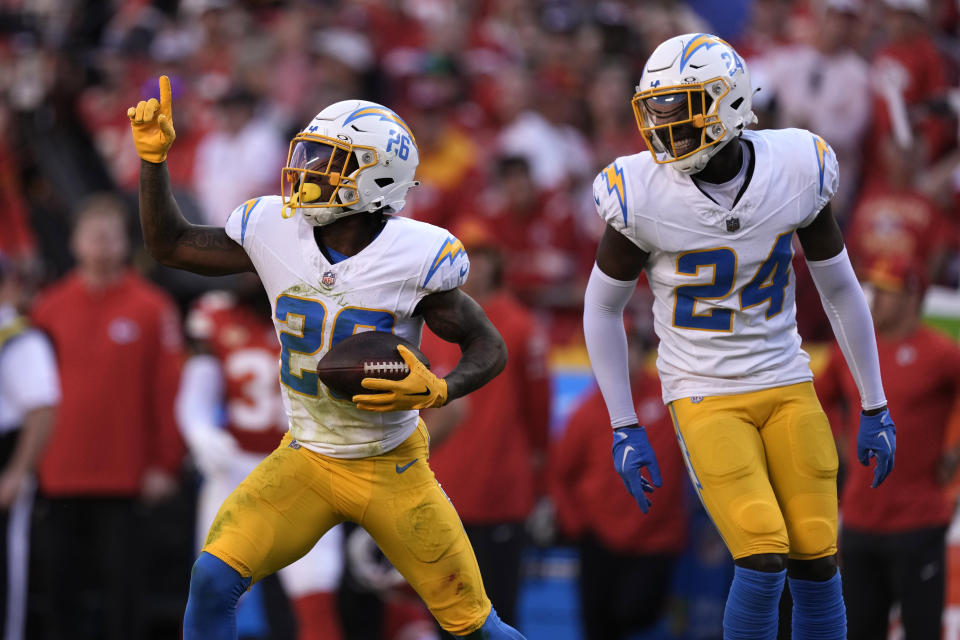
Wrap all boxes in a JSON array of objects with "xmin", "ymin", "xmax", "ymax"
[
  {"xmin": 593, "ymin": 128, "xmax": 839, "ymax": 403},
  {"xmin": 225, "ymin": 197, "xmax": 469, "ymax": 458}
]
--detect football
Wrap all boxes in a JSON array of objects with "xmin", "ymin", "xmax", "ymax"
[{"xmin": 316, "ymin": 331, "xmax": 430, "ymax": 399}]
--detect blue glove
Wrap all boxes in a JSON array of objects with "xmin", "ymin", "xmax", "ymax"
[
  {"xmin": 857, "ymin": 407, "xmax": 896, "ymax": 488},
  {"xmin": 612, "ymin": 425, "xmax": 662, "ymax": 513}
]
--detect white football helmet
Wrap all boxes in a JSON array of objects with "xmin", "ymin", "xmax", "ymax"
[
  {"xmin": 280, "ymin": 100, "xmax": 420, "ymax": 225},
  {"xmin": 632, "ymin": 33, "xmax": 757, "ymax": 174}
]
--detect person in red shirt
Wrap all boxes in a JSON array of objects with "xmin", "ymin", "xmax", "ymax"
[
  {"xmin": 868, "ymin": 0, "xmax": 953, "ymax": 171},
  {"xmin": 816, "ymin": 255, "xmax": 960, "ymax": 640},
  {"xmin": 30, "ymin": 194, "xmax": 185, "ymax": 640},
  {"xmin": 458, "ymin": 155, "xmax": 594, "ymax": 345},
  {"xmin": 177, "ymin": 276, "xmax": 345, "ymax": 640},
  {"xmin": 847, "ymin": 134, "xmax": 957, "ymax": 285},
  {"xmin": 550, "ymin": 319, "xmax": 689, "ymax": 640},
  {"xmin": 419, "ymin": 220, "xmax": 551, "ymax": 629}
]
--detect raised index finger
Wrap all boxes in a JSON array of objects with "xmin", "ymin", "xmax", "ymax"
[{"xmin": 159, "ymin": 75, "xmax": 173, "ymax": 121}]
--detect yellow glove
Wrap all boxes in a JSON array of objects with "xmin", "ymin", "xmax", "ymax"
[
  {"xmin": 127, "ymin": 75, "xmax": 176, "ymax": 163},
  {"xmin": 353, "ymin": 345, "xmax": 448, "ymax": 412}
]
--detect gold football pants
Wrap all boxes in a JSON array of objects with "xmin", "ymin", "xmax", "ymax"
[
  {"xmin": 669, "ymin": 382, "xmax": 839, "ymax": 560},
  {"xmin": 202, "ymin": 421, "xmax": 491, "ymax": 635}
]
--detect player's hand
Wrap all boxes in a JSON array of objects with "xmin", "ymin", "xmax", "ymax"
[
  {"xmin": 353, "ymin": 345, "xmax": 447, "ymax": 412},
  {"xmin": 857, "ymin": 407, "xmax": 896, "ymax": 488},
  {"xmin": 127, "ymin": 75, "xmax": 176, "ymax": 163},
  {"xmin": 612, "ymin": 425, "xmax": 662, "ymax": 513}
]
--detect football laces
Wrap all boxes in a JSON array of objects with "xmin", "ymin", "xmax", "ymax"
[{"xmin": 363, "ymin": 361, "xmax": 409, "ymax": 378}]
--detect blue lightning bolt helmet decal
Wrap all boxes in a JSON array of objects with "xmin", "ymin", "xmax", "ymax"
[
  {"xmin": 601, "ymin": 162, "xmax": 628, "ymax": 224},
  {"xmin": 812, "ymin": 134, "xmax": 830, "ymax": 195},
  {"xmin": 679, "ymin": 33, "xmax": 725, "ymax": 71},
  {"xmin": 343, "ymin": 106, "xmax": 417, "ymax": 147},
  {"xmin": 424, "ymin": 237, "xmax": 466, "ymax": 286}
]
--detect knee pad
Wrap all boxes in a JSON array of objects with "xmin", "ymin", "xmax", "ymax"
[
  {"xmin": 730, "ymin": 497, "xmax": 785, "ymax": 537},
  {"xmin": 189, "ymin": 552, "xmax": 251, "ymax": 609},
  {"xmin": 786, "ymin": 501, "xmax": 838, "ymax": 557},
  {"xmin": 694, "ymin": 430, "xmax": 758, "ymax": 484},
  {"xmin": 788, "ymin": 411, "xmax": 838, "ymax": 480}
]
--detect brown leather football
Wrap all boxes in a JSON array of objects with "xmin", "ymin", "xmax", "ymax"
[{"xmin": 316, "ymin": 331, "xmax": 430, "ymax": 399}]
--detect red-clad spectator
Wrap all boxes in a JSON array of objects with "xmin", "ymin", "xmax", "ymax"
[
  {"xmin": 550, "ymin": 327, "xmax": 689, "ymax": 640},
  {"xmin": 177, "ymin": 277, "xmax": 345, "ymax": 640},
  {"xmin": 419, "ymin": 220, "xmax": 551, "ymax": 629},
  {"xmin": 461, "ymin": 155, "xmax": 593, "ymax": 344},
  {"xmin": 846, "ymin": 135, "xmax": 958, "ymax": 284},
  {"xmin": 816, "ymin": 255, "xmax": 960, "ymax": 640},
  {"xmin": 868, "ymin": 0, "xmax": 952, "ymax": 171},
  {"xmin": 30, "ymin": 194, "xmax": 184, "ymax": 640}
]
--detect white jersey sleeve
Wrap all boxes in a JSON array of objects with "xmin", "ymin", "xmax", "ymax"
[
  {"xmin": 593, "ymin": 157, "xmax": 656, "ymax": 253},
  {"xmin": 416, "ymin": 232, "xmax": 470, "ymax": 300},
  {"xmin": 224, "ymin": 196, "xmax": 275, "ymax": 256},
  {"xmin": 803, "ymin": 132, "xmax": 839, "ymax": 226}
]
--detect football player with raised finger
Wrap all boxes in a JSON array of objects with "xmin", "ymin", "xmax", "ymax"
[{"xmin": 128, "ymin": 76, "xmax": 524, "ymax": 640}]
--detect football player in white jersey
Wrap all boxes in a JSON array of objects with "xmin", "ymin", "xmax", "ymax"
[
  {"xmin": 127, "ymin": 77, "xmax": 525, "ymax": 640},
  {"xmin": 584, "ymin": 34, "xmax": 896, "ymax": 639}
]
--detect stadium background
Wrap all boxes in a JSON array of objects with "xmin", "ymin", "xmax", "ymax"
[{"xmin": 1, "ymin": 0, "xmax": 960, "ymax": 638}]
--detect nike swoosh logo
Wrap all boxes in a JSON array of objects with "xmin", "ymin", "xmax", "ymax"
[
  {"xmin": 396, "ymin": 459, "xmax": 418, "ymax": 474},
  {"xmin": 460, "ymin": 266, "xmax": 469, "ymax": 278},
  {"xmin": 878, "ymin": 431, "xmax": 892, "ymax": 452},
  {"xmin": 409, "ymin": 387, "xmax": 431, "ymax": 396},
  {"xmin": 620, "ymin": 445, "xmax": 635, "ymax": 470}
]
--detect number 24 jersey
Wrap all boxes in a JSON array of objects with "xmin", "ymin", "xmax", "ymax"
[
  {"xmin": 593, "ymin": 128, "xmax": 840, "ymax": 403},
  {"xmin": 225, "ymin": 197, "xmax": 469, "ymax": 459}
]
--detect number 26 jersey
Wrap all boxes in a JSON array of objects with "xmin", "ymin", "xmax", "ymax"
[
  {"xmin": 593, "ymin": 128, "xmax": 839, "ymax": 404},
  {"xmin": 225, "ymin": 197, "xmax": 469, "ymax": 458}
]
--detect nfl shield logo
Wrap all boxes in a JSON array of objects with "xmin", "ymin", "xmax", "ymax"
[
  {"xmin": 726, "ymin": 217, "xmax": 740, "ymax": 232},
  {"xmin": 321, "ymin": 270, "xmax": 336, "ymax": 288}
]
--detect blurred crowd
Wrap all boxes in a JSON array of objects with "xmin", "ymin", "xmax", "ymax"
[
  {"xmin": 2, "ymin": 0, "xmax": 960, "ymax": 330},
  {"xmin": 1, "ymin": 0, "xmax": 960, "ymax": 638}
]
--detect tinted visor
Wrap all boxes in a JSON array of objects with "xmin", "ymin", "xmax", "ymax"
[
  {"xmin": 639, "ymin": 90, "xmax": 708, "ymax": 158},
  {"xmin": 288, "ymin": 140, "xmax": 349, "ymax": 174},
  {"xmin": 644, "ymin": 92, "xmax": 689, "ymax": 114}
]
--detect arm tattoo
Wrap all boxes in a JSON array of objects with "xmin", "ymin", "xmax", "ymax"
[
  {"xmin": 180, "ymin": 227, "xmax": 239, "ymax": 251},
  {"xmin": 418, "ymin": 289, "xmax": 507, "ymax": 400},
  {"xmin": 139, "ymin": 160, "xmax": 252, "ymax": 275}
]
